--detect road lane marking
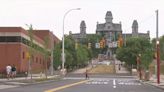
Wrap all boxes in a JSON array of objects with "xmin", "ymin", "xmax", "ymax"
[
  {"xmin": 44, "ymin": 80, "xmax": 89, "ymax": 92},
  {"xmin": 118, "ymin": 82, "xmax": 141, "ymax": 85},
  {"xmin": 86, "ymin": 80, "xmax": 109, "ymax": 85},
  {"xmin": 113, "ymin": 79, "xmax": 116, "ymax": 88}
]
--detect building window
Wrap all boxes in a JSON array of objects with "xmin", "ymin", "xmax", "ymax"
[{"xmin": 0, "ymin": 36, "xmax": 21, "ymax": 42}]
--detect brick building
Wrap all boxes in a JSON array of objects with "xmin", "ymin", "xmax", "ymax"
[{"xmin": 0, "ymin": 27, "xmax": 59, "ymax": 73}]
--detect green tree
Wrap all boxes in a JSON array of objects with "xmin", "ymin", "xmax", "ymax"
[
  {"xmin": 64, "ymin": 36, "xmax": 76, "ymax": 69},
  {"xmin": 152, "ymin": 36, "xmax": 164, "ymax": 61},
  {"xmin": 116, "ymin": 37, "xmax": 153, "ymax": 70},
  {"xmin": 76, "ymin": 45, "xmax": 90, "ymax": 67},
  {"xmin": 43, "ymin": 36, "xmax": 50, "ymax": 79},
  {"xmin": 86, "ymin": 34, "xmax": 102, "ymax": 58},
  {"xmin": 53, "ymin": 34, "xmax": 104, "ymax": 71},
  {"xmin": 159, "ymin": 36, "xmax": 164, "ymax": 60},
  {"xmin": 26, "ymin": 24, "xmax": 34, "ymax": 80},
  {"xmin": 53, "ymin": 43, "xmax": 62, "ymax": 70}
]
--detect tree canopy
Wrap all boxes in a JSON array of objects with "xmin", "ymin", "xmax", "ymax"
[
  {"xmin": 116, "ymin": 37, "xmax": 153, "ymax": 70},
  {"xmin": 53, "ymin": 34, "xmax": 107, "ymax": 70}
]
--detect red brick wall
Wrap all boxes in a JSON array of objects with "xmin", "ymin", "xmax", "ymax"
[
  {"xmin": 0, "ymin": 43, "xmax": 49, "ymax": 73},
  {"xmin": 0, "ymin": 43, "xmax": 21, "ymax": 73},
  {"xmin": 33, "ymin": 30, "xmax": 60, "ymax": 49}
]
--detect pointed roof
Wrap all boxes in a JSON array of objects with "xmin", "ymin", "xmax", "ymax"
[
  {"xmin": 132, "ymin": 20, "xmax": 138, "ymax": 27},
  {"xmin": 80, "ymin": 20, "xmax": 86, "ymax": 27},
  {"xmin": 105, "ymin": 11, "xmax": 113, "ymax": 18}
]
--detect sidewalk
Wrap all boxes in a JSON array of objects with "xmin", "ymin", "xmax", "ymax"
[
  {"xmin": 114, "ymin": 61, "xmax": 164, "ymax": 90},
  {"xmin": 0, "ymin": 74, "xmax": 60, "ymax": 85},
  {"xmin": 142, "ymin": 75, "xmax": 164, "ymax": 90}
]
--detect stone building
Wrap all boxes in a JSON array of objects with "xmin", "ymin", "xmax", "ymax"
[
  {"xmin": 96, "ymin": 11, "xmax": 122, "ymax": 58},
  {"xmin": 69, "ymin": 20, "xmax": 87, "ymax": 43},
  {"xmin": 96, "ymin": 11, "xmax": 122, "ymax": 42},
  {"xmin": 122, "ymin": 20, "xmax": 150, "ymax": 39}
]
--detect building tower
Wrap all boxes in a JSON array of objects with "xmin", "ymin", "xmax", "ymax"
[
  {"xmin": 132, "ymin": 20, "xmax": 138, "ymax": 37},
  {"xmin": 80, "ymin": 20, "xmax": 86, "ymax": 35},
  {"xmin": 105, "ymin": 11, "xmax": 113, "ymax": 23}
]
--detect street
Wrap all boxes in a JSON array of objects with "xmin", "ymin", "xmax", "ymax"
[{"xmin": 0, "ymin": 74, "xmax": 163, "ymax": 92}]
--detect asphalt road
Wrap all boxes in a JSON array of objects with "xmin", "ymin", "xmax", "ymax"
[{"xmin": 0, "ymin": 74, "xmax": 163, "ymax": 92}]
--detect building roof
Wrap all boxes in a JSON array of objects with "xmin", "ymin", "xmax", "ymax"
[
  {"xmin": 132, "ymin": 20, "xmax": 138, "ymax": 27},
  {"xmin": 106, "ymin": 11, "xmax": 113, "ymax": 18},
  {"xmin": 96, "ymin": 23, "xmax": 105, "ymax": 29},
  {"xmin": 80, "ymin": 20, "xmax": 86, "ymax": 27}
]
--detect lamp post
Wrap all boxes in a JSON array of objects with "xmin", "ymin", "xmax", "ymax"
[
  {"xmin": 156, "ymin": 10, "xmax": 160, "ymax": 84},
  {"xmin": 156, "ymin": 40, "xmax": 160, "ymax": 84},
  {"xmin": 62, "ymin": 8, "xmax": 81, "ymax": 75}
]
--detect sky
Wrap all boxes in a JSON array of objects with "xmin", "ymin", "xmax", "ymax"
[{"xmin": 0, "ymin": 0, "xmax": 163, "ymax": 39}]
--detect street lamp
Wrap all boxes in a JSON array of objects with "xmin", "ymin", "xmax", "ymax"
[
  {"xmin": 155, "ymin": 10, "xmax": 160, "ymax": 84},
  {"xmin": 62, "ymin": 8, "xmax": 81, "ymax": 75},
  {"xmin": 156, "ymin": 40, "xmax": 160, "ymax": 84}
]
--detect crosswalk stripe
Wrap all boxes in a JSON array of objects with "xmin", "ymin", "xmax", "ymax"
[{"xmin": 0, "ymin": 84, "xmax": 18, "ymax": 89}]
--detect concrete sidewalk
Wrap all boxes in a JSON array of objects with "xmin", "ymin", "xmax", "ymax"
[
  {"xmin": 142, "ymin": 75, "xmax": 164, "ymax": 90},
  {"xmin": 0, "ymin": 74, "xmax": 60, "ymax": 85},
  {"xmin": 0, "ymin": 74, "xmax": 60, "ymax": 90},
  {"xmin": 114, "ymin": 60, "xmax": 164, "ymax": 90}
]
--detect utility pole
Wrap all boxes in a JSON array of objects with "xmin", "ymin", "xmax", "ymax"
[{"xmin": 156, "ymin": 10, "xmax": 160, "ymax": 84}]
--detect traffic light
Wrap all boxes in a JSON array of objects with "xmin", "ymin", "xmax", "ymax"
[
  {"xmin": 117, "ymin": 40, "xmax": 120, "ymax": 48},
  {"xmin": 99, "ymin": 38, "xmax": 106, "ymax": 48},
  {"xmin": 120, "ymin": 38, "xmax": 123, "ymax": 47},
  {"xmin": 117, "ymin": 33, "xmax": 123, "ymax": 48},
  {"xmin": 102, "ymin": 38, "xmax": 105, "ymax": 48},
  {"xmin": 100, "ymin": 41, "xmax": 103, "ymax": 48},
  {"xmin": 88, "ymin": 43, "xmax": 91, "ymax": 49}
]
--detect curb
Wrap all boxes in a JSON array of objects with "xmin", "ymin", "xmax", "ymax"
[
  {"xmin": 21, "ymin": 77, "xmax": 62, "ymax": 86},
  {"xmin": 0, "ymin": 76, "xmax": 62, "ymax": 86},
  {"xmin": 134, "ymin": 76, "xmax": 164, "ymax": 91},
  {"xmin": 141, "ymin": 81, "xmax": 164, "ymax": 91}
]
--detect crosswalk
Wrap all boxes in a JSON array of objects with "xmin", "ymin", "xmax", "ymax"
[
  {"xmin": 86, "ymin": 79, "xmax": 141, "ymax": 86},
  {"xmin": 0, "ymin": 84, "xmax": 18, "ymax": 90},
  {"xmin": 0, "ymin": 82, "xmax": 27, "ymax": 90},
  {"xmin": 64, "ymin": 77, "xmax": 141, "ymax": 86}
]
